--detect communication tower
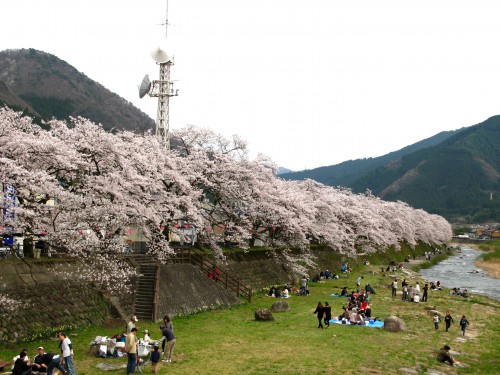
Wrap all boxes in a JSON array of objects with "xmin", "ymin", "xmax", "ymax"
[{"xmin": 138, "ymin": 0, "xmax": 178, "ymax": 149}]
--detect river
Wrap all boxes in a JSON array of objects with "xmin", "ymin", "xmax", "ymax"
[{"xmin": 419, "ymin": 246, "xmax": 500, "ymax": 301}]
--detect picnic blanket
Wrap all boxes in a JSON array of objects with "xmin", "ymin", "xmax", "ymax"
[
  {"xmin": 330, "ymin": 293, "xmax": 347, "ymax": 297},
  {"xmin": 329, "ymin": 319, "xmax": 384, "ymax": 328}
]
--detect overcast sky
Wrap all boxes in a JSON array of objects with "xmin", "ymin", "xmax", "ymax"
[{"xmin": 1, "ymin": 0, "xmax": 499, "ymax": 171}]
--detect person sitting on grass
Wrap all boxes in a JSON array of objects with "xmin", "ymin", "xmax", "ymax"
[
  {"xmin": 32, "ymin": 347, "xmax": 46, "ymax": 373},
  {"xmin": 12, "ymin": 350, "xmax": 31, "ymax": 375},
  {"xmin": 436, "ymin": 345, "xmax": 459, "ymax": 366},
  {"xmin": 350, "ymin": 308, "xmax": 364, "ymax": 325}
]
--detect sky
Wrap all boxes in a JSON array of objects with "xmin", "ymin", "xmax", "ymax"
[{"xmin": 1, "ymin": 0, "xmax": 499, "ymax": 171}]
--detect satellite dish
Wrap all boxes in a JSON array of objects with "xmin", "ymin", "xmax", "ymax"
[
  {"xmin": 151, "ymin": 47, "xmax": 172, "ymax": 63},
  {"xmin": 138, "ymin": 75, "xmax": 151, "ymax": 98}
]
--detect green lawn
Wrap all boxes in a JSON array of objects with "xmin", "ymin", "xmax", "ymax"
[
  {"xmin": 1, "ymin": 263, "xmax": 499, "ymax": 374},
  {"xmin": 478, "ymin": 240, "xmax": 500, "ymax": 261}
]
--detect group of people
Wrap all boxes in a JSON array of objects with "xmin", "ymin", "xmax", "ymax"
[
  {"xmin": 340, "ymin": 263, "xmax": 352, "ymax": 273},
  {"xmin": 313, "ymin": 285, "xmax": 375, "ymax": 326},
  {"xmin": 391, "ymin": 279, "xmax": 429, "ymax": 303},
  {"xmin": 312, "ymin": 301, "xmax": 332, "ymax": 329},
  {"xmin": 450, "ymin": 287, "xmax": 470, "ymax": 298},
  {"xmin": 433, "ymin": 312, "xmax": 470, "ymax": 336},
  {"xmin": 267, "ymin": 283, "xmax": 293, "ymax": 298},
  {"xmin": 12, "ymin": 332, "xmax": 76, "ymax": 375},
  {"xmin": 124, "ymin": 315, "xmax": 176, "ymax": 375},
  {"xmin": 311, "ymin": 269, "xmax": 339, "ymax": 281}
]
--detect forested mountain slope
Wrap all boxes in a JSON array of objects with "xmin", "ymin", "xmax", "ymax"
[
  {"xmin": 280, "ymin": 129, "xmax": 459, "ymax": 187},
  {"xmin": 0, "ymin": 48, "xmax": 154, "ymax": 131},
  {"xmin": 351, "ymin": 116, "xmax": 500, "ymax": 222}
]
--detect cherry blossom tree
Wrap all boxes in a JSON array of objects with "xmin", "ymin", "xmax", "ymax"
[{"xmin": 0, "ymin": 107, "xmax": 452, "ymax": 309}]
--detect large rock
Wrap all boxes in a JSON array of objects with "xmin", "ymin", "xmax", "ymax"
[
  {"xmin": 384, "ymin": 316, "xmax": 406, "ymax": 332},
  {"xmin": 255, "ymin": 308, "xmax": 274, "ymax": 321},
  {"xmin": 428, "ymin": 310, "xmax": 445, "ymax": 318},
  {"xmin": 271, "ymin": 300, "xmax": 290, "ymax": 312}
]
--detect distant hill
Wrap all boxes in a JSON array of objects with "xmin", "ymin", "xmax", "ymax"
[
  {"xmin": 0, "ymin": 48, "xmax": 154, "ymax": 131},
  {"xmin": 277, "ymin": 167, "xmax": 294, "ymax": 174},
  {"xmin": 281, "ymin": 129, "xmax": 460, "ymax": 187},
  {"xmin": 350, "ymin": 116, "xmax": 500, "ymax": 222}
]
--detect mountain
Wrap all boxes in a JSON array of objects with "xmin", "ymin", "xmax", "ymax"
[
  {"xmin": 281, "ymin": 129, "xmax": 460, "ymax": 186},
  {"xmin": 0, "ymin": 48, "xmax": 154, "ymax": 131},
  {"xmin": 277, "ymin": 167, "xmax": 294, "ymax": 174},
  {"xmin": 350, "ymin": 116, "xmax": 500, "ymax": 222}
]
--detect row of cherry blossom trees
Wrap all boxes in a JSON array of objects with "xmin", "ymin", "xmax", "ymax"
[{"xmin": 0, "ymin": 107, "xmax": 452, "ymax": 307}]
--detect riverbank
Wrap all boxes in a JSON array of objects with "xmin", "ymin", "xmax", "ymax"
[
  {"xmin": 474, "ymin": 259, "xmax": 500, "ymax": 279},
  {"xmin": 1, "ymin": 259, "xmax": 499, "ymax": 374},
  {"xmin": 455, "ymin": 240, "xmax": 500, "ymax": 280}
]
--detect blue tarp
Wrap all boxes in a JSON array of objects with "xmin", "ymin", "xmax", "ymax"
[{"xmin": 329, "ymin": 319, "xmax": 384, "ymax": 328}]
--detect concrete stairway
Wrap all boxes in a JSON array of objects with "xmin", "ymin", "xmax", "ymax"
[{"xmin": 133, "ymin": 255, "xmax": 158, "ymax": 321}]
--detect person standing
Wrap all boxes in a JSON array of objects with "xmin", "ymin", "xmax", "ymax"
[
  {"xmin": 444, "ymin": 312, "xmax": 454, "ymax": 333},
  {"xmin": 391, "ymin": 280, "xmax": 398, "ymax": 297},
  {"xmin": 160, "ymin": 316, "xmax": 173, "ymax": 353},
  {"xmin": 159, "ymin": 326, "xmax": 176, "ymax": 362},
  {"xmin": 127, "ymin": 316, "xmax": 138, "ymax": 334},
  {"xmin": 300, "ymin": 277, "xmax": 308, "ymax": 295},
  {"xmin": 422, "ymin": 283, "xmax": 429, "ymax": 302},
  {"xmin": 150, "ymin": 346, "xmax": 161, "ymax": 374},
  {"xmin": 126, "ymin": 327, "xmax": 138, "ymax": 375},
  {"xmin": 433, "ymin": 313, "xmax": 440, "ymax": 330},
  {"xmin": 313, "ymin": 302, "xmax": 325, "ymax": 329},
  {"xmin": 402, "ymin": 285, "xmax": 408, "ymax": 302},
  {"xmin": 58, "ymin": 332, "xmax": 76, "ymax": 375},
  {"xmin": 415, "ymin": 282, "xmax": 421, "ymax": 294},
  {"xmin": 459, "ymin": 315, "xmax": 470, "ymax": 336},
  {"xmin": 323, "ymin": 302, "xmax": 332, "ymax": 328}
]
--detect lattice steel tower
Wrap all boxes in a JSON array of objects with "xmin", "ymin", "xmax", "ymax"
[{"xmin": 138, "ymin": 0, "xmax": 177, "ymax": 149}]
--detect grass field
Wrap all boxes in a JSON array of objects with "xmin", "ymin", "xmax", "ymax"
[
  {"xmin": 1, "ymin": 261, "xmax": 499, "ymax": 375},
  {"xmin": 478, "ymin": 240, "xmax": 500, "ymax": 261}
]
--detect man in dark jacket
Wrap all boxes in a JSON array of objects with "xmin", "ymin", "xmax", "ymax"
[
  {"xmin": 159, "ymin": 326, "xmax": 176, "ymax": 362},
  {"xmin": 12, "ymin": 351, "xmax": 31, "ymax": 375},
  {"xmin": 31, "ymin": 347, "xmax": 46, "ymax": 372},
  {"xmin": 40, "ymin": 353, "xmax": 65, "ymax": 375}
]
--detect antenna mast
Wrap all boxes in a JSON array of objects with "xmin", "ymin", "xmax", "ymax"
[{"xmin": 138, "ymin": 0, "xmax": 178, "ymax": 149}]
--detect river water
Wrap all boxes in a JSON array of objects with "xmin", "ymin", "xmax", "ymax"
[{"xmin": 419, "ymin": 246, "xmax": 500, "ymax": 301}]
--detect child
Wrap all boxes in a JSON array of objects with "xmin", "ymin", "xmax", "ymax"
[
  {"xmin": 459, "ymin": 315, "xmax": 470, "ymax": 336},
  {"xmin": 433, "ymin": 313, "xmax": 440, "ymax": 330},
  {"xmin": 444, "ymin": 312, "xmax": 454, "ymax": 332},
  {"xmin": 143, "ymin": 329, "xmax": 150, "ymax": 343},
  {"xmin": 150, "ymin": 345, "xmax": 161, "ymax": 374}
]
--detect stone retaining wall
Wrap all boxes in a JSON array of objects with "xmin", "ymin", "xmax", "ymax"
[
  {"xmin": 0, "ymin": 282, "xmax": 108, "ymax": 343},
  {"xmin": 157, "ymin": 263, "xmax": 242, "ymax": 318}
]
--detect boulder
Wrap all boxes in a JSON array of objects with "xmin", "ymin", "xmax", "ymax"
[
  {"xmin": 271, "ymin": 300, "xmax": 290, "ymax": 312},
  {"xmin": 384, "ymin": 316, "xmax": 406, "ymax": 332},
  {"xmin": 428, "ymin": 310, "xmax": 445, "ymax": 318},
  {"xmin": 255, "ymin": 308, "xmax": 274, "ymax": 322},
  {"xmin": 423, "ymin": 305, "xmax": 436, "ymax": 310}
]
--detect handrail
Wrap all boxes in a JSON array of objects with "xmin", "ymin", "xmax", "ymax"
[
  {"xmin": 172, "ymin": 248, "xmax": 252, "ymax": 303},
  {"xmin": 152, "ymin": 259, "xmax": 161, "ymax": 321}
]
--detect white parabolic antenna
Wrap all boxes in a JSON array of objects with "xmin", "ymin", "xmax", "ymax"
[
  {"xmin": 138, "ymin": 75, "xmax": 151, "ymax": 98},
  {"xmin": 151, "ymin": 47, "xmax": 172, "ymax": 64}
]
